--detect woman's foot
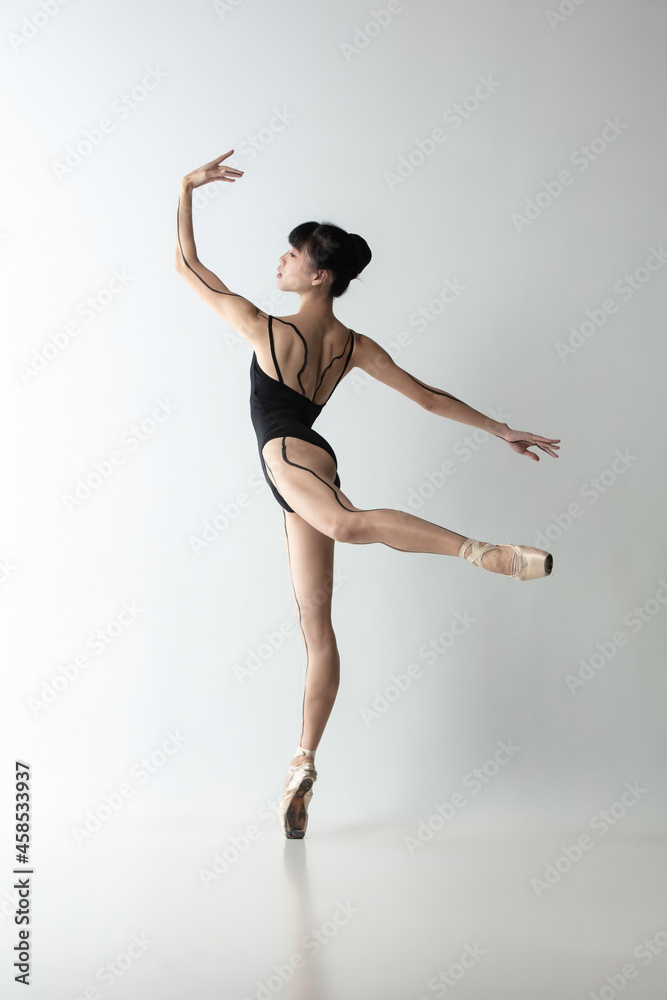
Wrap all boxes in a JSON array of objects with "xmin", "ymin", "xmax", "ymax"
[
  {"xmin": 459, "ymin": 538, "xmax": 553, "ymax": 580},
  {"xmin": 277, "ymin": 748, "xmax": 317, "ymax": 839}
]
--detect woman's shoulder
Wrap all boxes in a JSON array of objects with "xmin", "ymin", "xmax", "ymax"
[{"xmin": 270, "ymin": 313, "xmax": 352, "ymax": 341}]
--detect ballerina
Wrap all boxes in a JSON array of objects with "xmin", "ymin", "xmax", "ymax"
[{"xmin": 175, "ymin": 151, "xmax": 560, "ymax": 838}]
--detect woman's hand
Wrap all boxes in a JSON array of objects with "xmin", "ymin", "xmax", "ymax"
[
  {"xmin": 183, "ymin": 150, "xmax": 244, "ymax": 189},
  {"xmin": 501, "ymin": 426, "xmax": 561, "ymax": 461}
]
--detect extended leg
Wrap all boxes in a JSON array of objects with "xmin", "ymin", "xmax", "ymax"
[{"xmin": 262, "ymin": 436, "xmax": 517, "ymax": 573}]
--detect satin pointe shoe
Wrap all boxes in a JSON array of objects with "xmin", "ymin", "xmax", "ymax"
[
  {"xmin": 277, "ymin": 745, "xmax": 318, "ymax": 839},
  {"xmin": 459, "ymin": 537, "xmax": 553, "ymax": 581}
]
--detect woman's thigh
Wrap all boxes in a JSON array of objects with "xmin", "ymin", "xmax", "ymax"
[
  {"xmin": 262, "ymin": 436, "xmax": 361, "ymax": 538},
  {"xmin": 281, "ymin": 509, "xmax": 337, "ymax": 633}
]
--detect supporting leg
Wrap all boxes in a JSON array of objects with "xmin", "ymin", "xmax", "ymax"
[
  {"xmin": 282, "ymin": 508, "xmax": 340, "ymax": 757},
  {"xmin": 276, "ymin": 510, "xmax": 341, "ymax": 838}
]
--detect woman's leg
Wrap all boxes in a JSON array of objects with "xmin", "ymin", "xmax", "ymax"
[
  {"xmin": 262, "ymin": 436, "xmax": 515, "ymax": 574},
  {"xmin": 281, "ymin": 508, "xmax": 340, "ymax": 762}
]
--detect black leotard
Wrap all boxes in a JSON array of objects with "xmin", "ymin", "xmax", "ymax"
[{"xmin": 249, "ymin": 315, "xmax": 355, "ymax": 512}]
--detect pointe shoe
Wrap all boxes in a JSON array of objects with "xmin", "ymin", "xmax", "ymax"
[
  {"xmin": 459, "ymin": 537, "xmax": 553, "ymax": 581},
  {"xmin": 277, "ymin": 745, "xmax": 318, "ymax": 839}
]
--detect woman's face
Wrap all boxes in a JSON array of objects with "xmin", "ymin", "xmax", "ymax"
[
  {"xmin": 277, "ymin": 245, "xmax": 325, "ymax": 292},
  {"xmin": 277, "ymin": 245, "xmax": 302, "ymax": 289}
]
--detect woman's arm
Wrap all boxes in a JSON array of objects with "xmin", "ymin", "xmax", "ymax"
[
  {"xmin": 174, "ymin": 152, "xmax": 262, "ymax": 341},
  {"xmin": 353, "ymin": 333, "xmax": 560, "ymax": 460}
]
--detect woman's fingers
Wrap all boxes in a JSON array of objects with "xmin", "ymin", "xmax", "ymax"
[
  {"xmin": 214, "ymin": 150, "xmax": 243, "ymax": 181},
  {"xmin": 218, "ymin": 164, "xmax": 244, "ymax": 179},
  {"xmin": 509, "ymin": 435, "xmax": 560, "ymax": 460},
  {"xmin": 535, "ymin": 442, "xmax": 559, "ymax": 457},
  {"xmin": 210, "ymin": 149, "xmax": 234, "ymax": 166},
  {"xmin": 521, "ymin": 432, "xmax": 560, "ymax": 444}
]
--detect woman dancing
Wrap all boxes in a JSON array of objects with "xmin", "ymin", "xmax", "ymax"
[{"xmin": 175, "ymin": 151, "xmax": 560, "ymax": 839}]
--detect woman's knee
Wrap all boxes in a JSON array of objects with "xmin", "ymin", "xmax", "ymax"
[
  {"xmin": 327, "ymin": 511, "xmax": 368, "ymax": 544},
  {"xmin": 300, "ymin": 615, "xmax": 338, "ymax": 649}
]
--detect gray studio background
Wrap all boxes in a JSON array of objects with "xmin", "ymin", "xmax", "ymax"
[{"xmin": 2, "ymin": 0, "xmax": 667, "ymax": 993}]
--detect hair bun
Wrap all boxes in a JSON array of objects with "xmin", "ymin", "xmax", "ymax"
[{"xmin": 347, "ymin": 233, "xmax": 372, "ymax": 277}]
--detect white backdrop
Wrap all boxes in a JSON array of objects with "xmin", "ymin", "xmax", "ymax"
[{"xmin": 2, "ymin": 0, "xmax": 667, "ymax": 996}]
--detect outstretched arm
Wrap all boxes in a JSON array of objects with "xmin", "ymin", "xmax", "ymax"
[
  {"xmin": 175, "ymin": 151, "xmax": 261, "ymax": 341},
  {"xmin": 353, "ymin": 333, "xmax": 560, "ymax": 461}
]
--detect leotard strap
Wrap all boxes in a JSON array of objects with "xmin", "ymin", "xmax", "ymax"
[{"xmin": 268, "ymin": 315, "xmax": 284, "ymax": 384}]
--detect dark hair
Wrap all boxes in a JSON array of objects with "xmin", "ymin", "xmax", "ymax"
[{"xmin": 287, "ymin": 220, "xmax": 372, "ymax": 298}]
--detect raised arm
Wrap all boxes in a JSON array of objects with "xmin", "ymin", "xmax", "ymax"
[
  {"xmin": 353, "ymin": 333, "xmax": 560, "ymax": 460},
  {"xmin": 175, "ymin": 151, "xmax": 262, "ymax": 341}
]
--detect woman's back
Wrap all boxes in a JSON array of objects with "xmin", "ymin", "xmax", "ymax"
[{"xmin": 253, "ymin": 312, "xmax": 355, "ymax": 405}]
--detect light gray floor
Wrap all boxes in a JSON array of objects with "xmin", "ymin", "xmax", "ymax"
[{"xmin": 12, "ymin": 808, "xmax": 667, "ymax": 999}]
